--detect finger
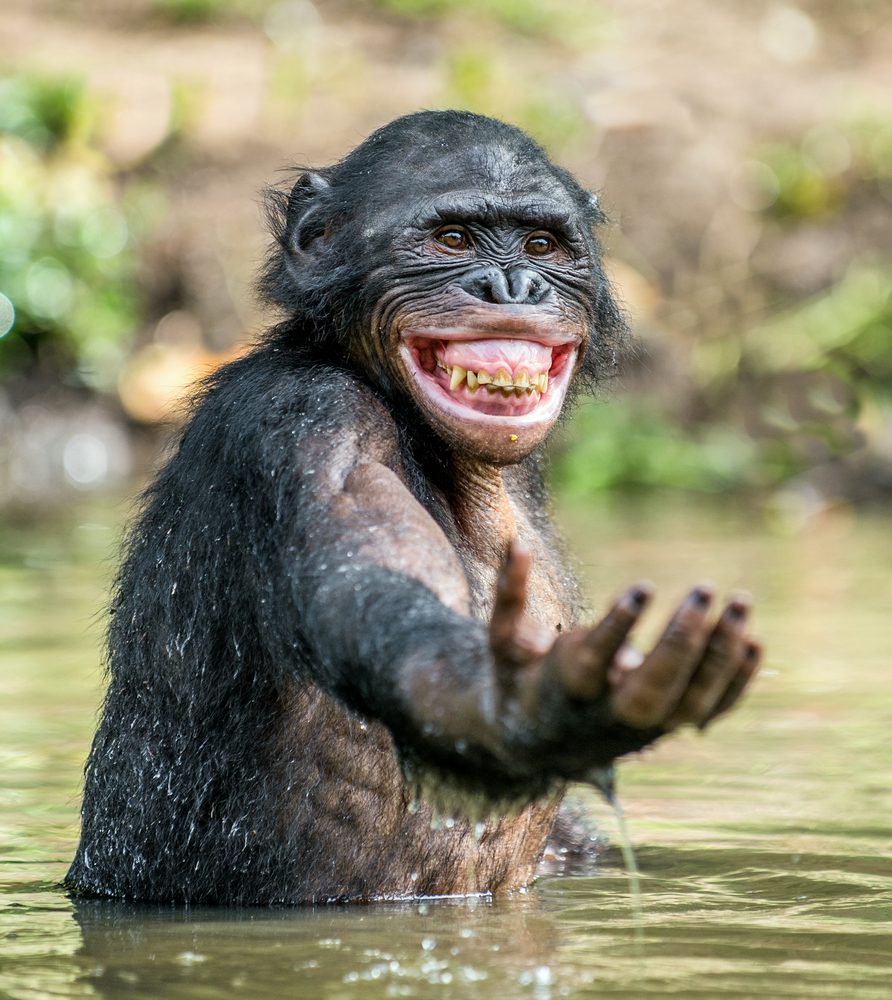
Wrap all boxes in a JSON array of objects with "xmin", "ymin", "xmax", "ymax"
[
  {"xmin": 607, "ymin": 642, "xmax": 645, "ymax": 688},
  {"xmin": 559, "ymin": 585, "xmax": 651, "ymax": 699},
  {"xmin": 489, "ymin": 541, "xmax": 533, "ymax": 668},
  {"xmin": 703, "ymin": 639, "xmax": 762, "ymax": 725},
  {"xmin": 665, "ymin": 595, "xmax": 751, "ymax": 727},
  {"xmin": 611, "ymin": 584, "xmax": 714, "ymax": 728}
]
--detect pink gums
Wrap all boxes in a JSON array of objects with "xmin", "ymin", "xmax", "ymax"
[{"xmin": 402, "ymin": 333, "xmax": 578, "ymax": 424}]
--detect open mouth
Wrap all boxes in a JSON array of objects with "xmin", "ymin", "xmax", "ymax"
[{"xmin": 400, "ymin": 335, "xmax": 578, "ymax": 426}]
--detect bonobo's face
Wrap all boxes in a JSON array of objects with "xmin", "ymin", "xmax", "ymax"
[
  {"xmin": 365, "ymin": 145, "xmax": 599, "ymax": 465},
  {"xmin": 263, "ymin": 114, "xmax": 613, "ymax": 465}
]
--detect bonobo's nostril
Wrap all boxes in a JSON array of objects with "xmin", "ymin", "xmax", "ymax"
[
  {"xmin": 459, "ymin": 266, "xmax": 550, "ymax": 305},
  {"xmin": 458, "ymin": 267, "xmax": 509, "ymax": 304},
  {"xmin": 507, "ymin": 267, "xmax": 548, "ymax": 305}
]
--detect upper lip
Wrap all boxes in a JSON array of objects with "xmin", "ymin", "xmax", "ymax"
[{"xmin": 401, "ymin": 307, "xmax": 582, "ymax": 347}]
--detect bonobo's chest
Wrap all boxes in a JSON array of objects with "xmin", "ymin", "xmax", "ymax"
[{"xmin": 452, "ymin": 488, "xmax": 578, "ymax": 634}]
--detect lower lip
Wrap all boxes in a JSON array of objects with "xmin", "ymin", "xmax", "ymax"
[{"xmin": 400, "ymin": 338, "xmax": 576, "ymax": 427}]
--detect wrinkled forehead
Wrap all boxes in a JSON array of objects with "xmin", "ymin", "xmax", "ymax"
[
  {"xmin": 357, "ymin": 141, "xmax": 580, "ymax": 226},
  {"xmin": 428, "ymin": 141, "xmax": 555, "ymax": 185}
]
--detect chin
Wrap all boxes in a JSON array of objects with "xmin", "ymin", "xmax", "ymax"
[{"xmin": 398, "ymin": 325, "xmax": 581, "ymax": 464}]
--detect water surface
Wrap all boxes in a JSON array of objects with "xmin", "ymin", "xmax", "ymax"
[{"xmin": 1, "ymin": 493, "xmax": 890, "ymax": 998}]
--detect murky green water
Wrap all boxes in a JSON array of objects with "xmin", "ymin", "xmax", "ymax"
[{"xmin": 1, "ymin": 492, "xmax": 890, "ymax": 998}]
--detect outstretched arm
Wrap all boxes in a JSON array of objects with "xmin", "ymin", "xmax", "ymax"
[{"xmin": 269, "ymin": 400, "xmax": 759, "ymax": 801}]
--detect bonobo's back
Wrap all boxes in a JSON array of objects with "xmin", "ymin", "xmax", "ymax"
[{"xmin": 67, "ymin": 350, "xmax": 303, "ymax": 902}]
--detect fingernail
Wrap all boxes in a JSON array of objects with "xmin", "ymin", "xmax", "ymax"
[
  {"xmin": 691, "ymin": 587, "xmax": 712, "ymax": 608},
  {"xmin": 630, "ymin": 586, "xmax": 649, "ymax": 608},
  {"xmin": 726, "ymin": 601, "xmax": 748, "ymax": 622},
  {"xmin": 745, "ymin": 642, "xmax": 760, "ymax": 661},
  {"xmin": 620, "ymin": 584, "xmax": 651, "ymax": 613}
]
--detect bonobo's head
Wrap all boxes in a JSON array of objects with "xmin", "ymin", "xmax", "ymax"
[{"xmin": 261, "ymin": 111, "xmax": 624, "ymax": 464}]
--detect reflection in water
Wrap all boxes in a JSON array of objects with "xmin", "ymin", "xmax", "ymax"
[
  {"xmin": 1, "ymin": 493, "xmax": 891, "ymax": 998},
  {"xmin": 69, "ymin": 895, "xmax": 562, "ymax": 997}
]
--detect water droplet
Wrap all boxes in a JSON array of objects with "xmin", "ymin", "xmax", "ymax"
[{"xmin": 175, "ymin": 951, "xmax": 206, "ymax": 965}]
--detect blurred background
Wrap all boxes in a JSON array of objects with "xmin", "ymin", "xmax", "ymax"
[
  {"xmin": 2, "ymin": 6, "xmax": 892, "ymax": 995},
  {"xmin": 1, "ymin": 0, "xmax": 891, "ymax": 512}
]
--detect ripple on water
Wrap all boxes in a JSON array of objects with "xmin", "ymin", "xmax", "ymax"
[{"xmin": 1, "ymin": 495, "xmax": 891, "ymax": 998}]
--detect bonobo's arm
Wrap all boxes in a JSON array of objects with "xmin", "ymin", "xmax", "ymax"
[{"xmin": 277, "ymin": 382, "xmax": 760, "ymax": 800}]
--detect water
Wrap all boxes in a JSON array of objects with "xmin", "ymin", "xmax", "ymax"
[
  {"xmin": 1, "ymin": 491, "xmax": 890, "ymax": 998},
  {"xmin": 605, "ymin": 795, "xmax": 644, "ymax": 942}
]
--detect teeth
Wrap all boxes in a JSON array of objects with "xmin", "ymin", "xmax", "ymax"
[
  {"xmin": 437, "ymin": 358, "xmax": 550, "ymax": 396},
  {"xmin": 450, "ymin": 365, "xmax": 466, "ymax": 390}
]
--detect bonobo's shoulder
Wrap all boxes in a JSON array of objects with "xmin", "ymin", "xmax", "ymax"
[{"xmin": 198, "ymin": 346, "xmax": 401, "ymax": 463}]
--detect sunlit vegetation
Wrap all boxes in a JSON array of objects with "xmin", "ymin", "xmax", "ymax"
[
  {"xmin": 554, "ymin": 263, "xmax": 892, "ymax": 495},
  {"xmin": 747, "ymin": 118, "xmax": 892, "ymax": 220},
  {"xmin": 0, "ymin": 76, "xmax": 153, "ymax": 389},
  {"xmin": 553, "ymin": 109, "xmax": 892, "ymax": 495},
  {"xmin": 365, "ymin": 0, "xmax": 608, "ymax": 45},
  {"xmin": 153, "ymin": 0, "xmax": 252, "ymax": 23},
  {"xmin": 2, "ymin": 0, "xmax": 891, "ymax": 501}
]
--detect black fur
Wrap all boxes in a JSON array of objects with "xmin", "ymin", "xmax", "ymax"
[{"xmin": 65, "ymin": 112, "xmax": 630, "ymax": 905}]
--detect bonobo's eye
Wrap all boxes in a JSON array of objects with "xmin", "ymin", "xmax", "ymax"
[
  {"xmin": 433, "ymin": 226, "xmax": 472, "ymax": 252},
  {"xmin": 524, "ymin": 231, "xmax": 558, "ymax": 256}
]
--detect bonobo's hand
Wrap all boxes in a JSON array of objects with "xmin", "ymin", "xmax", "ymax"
[{"xmin": 488, "ymin": 543, "xmax": 762, "ymax": 780}]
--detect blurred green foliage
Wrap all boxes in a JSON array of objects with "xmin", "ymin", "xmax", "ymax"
[
  {"xmin": 552, "ymin": 103, "xmax": 892, "ymax": 496},
  {"xmin": 753, "ymin": 117, "xmax": 892, "ymax": 220},
  {"xmin": 0, "ymin": 76, "xmax": 92, "ymax": 152},
  {"xmin": 554, "ymin": 261, "xmax": 892, "ymax": 495},
  {"xmin": 0, "ymin": 75, "xmax": 148, "ymax": 389},
  {"xmin": 2, "ymin": 3, "xmax": 891, "ymax": 500},
  {"xmin": 553, "ymin": 398, "xmax": 763, "ymax": 495},
  {"xmin": 366, "ymin": 0, "xmax": 606, "ymax": 45},
  {"xmin": 443, "ymin": 49, "xmax": 585, "ymax": 153},
  {"xmin": 746, "ymin": 268, "xmax": 892, "ymax": 392},
  {"xmin": 153, "ymin": 0, "xmax": 246, "ymax": 23}
]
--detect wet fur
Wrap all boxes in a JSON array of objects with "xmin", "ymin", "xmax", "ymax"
[{"xmin": 65, "ymin": 113, "xmax": 626, "ymax": 904}]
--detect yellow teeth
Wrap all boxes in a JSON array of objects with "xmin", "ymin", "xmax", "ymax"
[
  {"xmin": 449, "ymin": 365, "xmax": 467, "ymax": 391},
  {"xmin": 439, "ymin": 361, "xmax": 549, "ymax": 395}
]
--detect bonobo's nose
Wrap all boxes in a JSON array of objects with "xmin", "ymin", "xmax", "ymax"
[{"xmin": 458, "ymin": 266, "xmax": 549, "ymax": 306}]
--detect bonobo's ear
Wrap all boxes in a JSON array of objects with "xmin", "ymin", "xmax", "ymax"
[
  {"xmin": 286, "ymin": 171, "xmax": 333, "ymax": 258},
  {"xmin": 259, "ymin": 169, "xmax": 337, "ymax": 310}
]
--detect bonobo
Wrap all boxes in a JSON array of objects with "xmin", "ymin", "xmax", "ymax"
[{"xmin": 65, "ymin": 111, "xmax": 760, "ymax": 905}]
